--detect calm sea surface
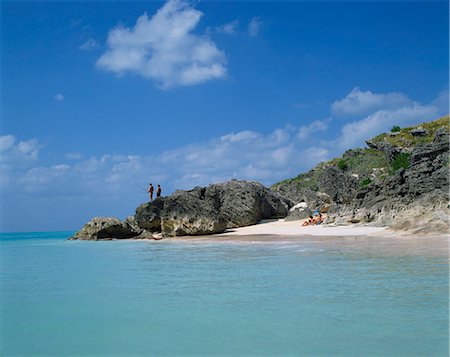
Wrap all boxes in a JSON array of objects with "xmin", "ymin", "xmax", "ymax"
[{"xmin": 0, "ymin": 231, "xmax": 448, "ymax": 356}]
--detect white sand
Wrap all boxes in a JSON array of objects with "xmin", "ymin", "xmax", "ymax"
[
  {"xmin": 164, "ymin": 219, "xmax": 448, "ymax": 257},
  {"xmin": 219, "ymin": 219, "xmax": 389, "ymax": 237}
]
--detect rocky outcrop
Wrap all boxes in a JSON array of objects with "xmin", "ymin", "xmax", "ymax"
[
  {"xmin": 160, "ymin": 180, "xmax": 290, "ymax": 236},
  {"xmin": 273, "ymin": 117, "xmax": 449, "ymax": 233},
  {"xmin": 285, "ymin": 202, "xmax": 313, "ymax": 221},
  {"xmin": 161, "ymin": 187, "xmax": 227, "ymax": 237},
  {"xmin": 271, "ymin": 185, "xmax": 331, "ymax": 214},
  {"xmin": 135, "ymin": 197, "xmax": 166, "ymax": 232},
  {"xmin": 410, "ymin": 126, "xmax": 428, "ymax": 136},
  {"xmin": 70, "ymin": 217, "xmax": 141, "ymax": 240},
  {"xmin": 206, "ymin": 180, "xmax": 290, "ymax": 228},
  {"xmin": 326, "ymin": 125, "xmax": 449, "ymax": 232},
  {"xmin": 72, "ymin": 179, "xmax": 291, "ymax": 239},
  {"xmin": 317, "ymin": 167, "xmax": 358, "ymax": 204}
]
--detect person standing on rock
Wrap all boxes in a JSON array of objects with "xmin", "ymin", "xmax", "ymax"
[
  {"xmin": 156, "ymin": 184, "xmax": 161, "ymax": 198},
  {"xmin": 148, "ymin": 183, "xmax": 154, "ymax": 202}
]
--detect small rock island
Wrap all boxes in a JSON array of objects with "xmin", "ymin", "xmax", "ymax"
[{"xmin": 71, "ymin": 116, "xmax": 449, "ymax": 240}]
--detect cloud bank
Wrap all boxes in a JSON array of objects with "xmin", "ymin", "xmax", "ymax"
[{"xmin": 97, "ymin": 0, "xmax": 227, "ymax": 89}]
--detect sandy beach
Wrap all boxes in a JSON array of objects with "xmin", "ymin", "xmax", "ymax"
[
  {"xmin": 167, "ymin": 219, "xmax": 449, "ymax": 257},
  {"xmin": 218, "ymin": 218, "xmax": 390, "ymax": 237}
]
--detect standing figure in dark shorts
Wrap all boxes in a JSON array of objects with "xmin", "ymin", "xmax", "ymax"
[
  {"xmin": 147, "ymin": 183, "xmax": 154, "ymax": 202},
  {"xmin": 156, "ymin": 184, "xmax": 162, "ymax": 198}
]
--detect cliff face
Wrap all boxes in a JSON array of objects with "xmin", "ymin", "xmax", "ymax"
[{"xmin": 272, "ymin": 116, "xmax": 449, "ymax": 233}]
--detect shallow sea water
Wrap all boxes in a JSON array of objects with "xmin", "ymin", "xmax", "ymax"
[{"xmin": 1, "ymin": 232, "xmax": 448, "ymax": 356}]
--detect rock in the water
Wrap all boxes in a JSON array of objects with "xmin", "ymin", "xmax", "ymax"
[
  {"xmin": 70, "ymin": 217, "xmax": 141, "ymax": 240},
  {"xmin": 135, "ymin": 197, "xmax": 165, "ymax": 232}
]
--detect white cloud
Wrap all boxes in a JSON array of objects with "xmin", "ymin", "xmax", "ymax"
[
  {"xmin": 66, "ymin": 152, "xmax": 83, "ymax": 160},
  {"xmin": 331, "ymin": 87, "xmax": 412, "ymax": 117},
  {"xmin": 334, "ymin": 89, "xmax": 449, "ymax": 151},
  {"xmin": 79, "ymin": 38, "xmax": 99, "ymax": 51},
  {"xmin": 297, "ymin": 119, "xmax": 329, "ymax": 140},
  {"xmin": 97, "ymin": 0, "xmax": 227, "ymax": 89},
  {"xmin": 54, "ymin": 93, "xmax": 64, "ymax": 101},
  {"xmin": 216, "ymin": 20, "xmax": 238, "ymax": 35},
  {"xmin": 248, "ymin": 17, "xmax": 262, "ymax": 37},
  {"xmin": 336, "ymin": 103, "xmax": 440, "ymax": 150},
  {"xmin": 0, "ymin": 135, "xmax": 42, "ymax": 189},
  {"xmin": 0, "ymin": 135, "xmax": 41, "ymax": 163},
  {"xmin": 220, "ymin": 130, "xmax": 260, "ymax": 142},
  {"xmin": 23, "ymin": 164, "xmax": 70, "ymax": 187},
  {"xmin": 0, "ymin": 135, "xmax": 15, "ymax": 152}
]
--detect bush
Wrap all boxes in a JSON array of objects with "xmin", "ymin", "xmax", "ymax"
[
  {"xmin": 337, "ymin": 159, "xmax": 348, "ymax": 171},
  {"xmin": 391, "ymin": 153, "xmax": 411, "ymax": 172},
  {"xmin": 359, "ymin": 178, "xmax": 372, "ymax": 187},
  {"xmin": 391, "ymin": 125, "xmax": 401, "ymax": 132}
]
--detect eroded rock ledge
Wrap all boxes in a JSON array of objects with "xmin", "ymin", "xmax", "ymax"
[{"xmin": 70, "ymin": 180, "xmax": 290, "ymax": 240}]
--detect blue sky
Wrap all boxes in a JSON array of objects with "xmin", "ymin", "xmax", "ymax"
[{"xmin": 1, "ymin": 0, "xmax": 448, "ymax": 232}]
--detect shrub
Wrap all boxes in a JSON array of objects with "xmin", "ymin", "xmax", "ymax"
[
  {"xmin": 391, "ymin": 125, "xmax": 401, "ymax": 132},
  {"xmin": 359, "ymin": 178, "xmax": 372, "ymax": 187},
  {"xmin": 337, "ymin": 159, "xmax": 348, "ymax": 171},
  {"xmin": 391, "ymin": 153, "xmax": 411, "ymax": 173}
]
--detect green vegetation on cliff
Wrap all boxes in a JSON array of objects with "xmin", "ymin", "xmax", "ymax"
[
  {"xmin": 371, "ymin": 116, "xmax": 449, "ymax": 147},
  {"xmin": 272, "ymin": 116, "xmax": 449, "ymax": 191}
]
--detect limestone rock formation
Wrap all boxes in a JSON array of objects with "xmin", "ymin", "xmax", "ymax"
[
  {"xmin": 161, "ymin": 188, "xmax": 227, "ymax": 237},
  {"xmin": 317, "ymin": 167, "xmax": 358, "ymax": 204},
  {"xmin": 275, "ymin": 117, "xmax": 449, "ymax": 233},
  {"xmin": 285, "ymin": 202, "xmax": 313, "ymax": 221},
  {"xmin": 160, "ymin": 180, "xmax": 290, "ymax": 236},
  {"xmin": 70, "ymin": 217, "xmax": 141, "ymax": 240},
  {"xmin": 135, "ymin": 197, "xmax": 166, "ymax": 232},
  {"xmin": 206, "ymin": 180, "xmax": 290, "ymax": 228}
]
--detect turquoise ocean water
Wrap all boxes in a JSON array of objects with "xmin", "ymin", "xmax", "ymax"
[{"xmin": 0, "ymin": 231, "xmax": 448, "ymax": 356}]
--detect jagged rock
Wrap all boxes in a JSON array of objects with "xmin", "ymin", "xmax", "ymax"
[
  {"xmin": 366, "ymin": 140, "xmax": 401, "ymax": 161},
  {"xmin": 159, "ymin": 180, "xmax": 290, "ymax": 236},
  {"xmin": 285, "ymin": 202, "xmax": 312, "ymax": 221},
  {"xmin": 271, "ymin": 184, "xmax": 330, "ymax": 212},
  {"xmin": 124, "ymin": 216, "xmax": 142, "ymax": 233},
  {"xmin": 161, "ymin": 188, "xmax": 226, "ymax": 237},
  {"xmin": 278, "ymin": 119, "xmax": 449, "ymax": 233},
  {"xmin": 135, "ymin": 197, "xmax": 166, "ymax": 232},
  {"xmin": 410, "ymin": 126, "xmax": 428, "ymax": 136},
  {"xmin": 206, "ymin": 180, "xmax": 290, "ymax": 229},
  {"xmin": 70, "ymin": 217, "xmax": 140, "ymax": 240},
  {"xmin": 317, "ymin": 166, "xmax": 358, "ymax": 204}
]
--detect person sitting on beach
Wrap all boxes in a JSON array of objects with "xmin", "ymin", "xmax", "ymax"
[
  {"xmin": 314, "ymin": 213, "xmax": 324, "ymax": 225},
  {"xmin": 302, "ymin": 215, "xmax": 314, "ymax": 226}
]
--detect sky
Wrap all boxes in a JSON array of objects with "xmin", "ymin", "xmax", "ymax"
[{"xmin": 1, "ymin": 0, "xmax": 448, "ymax": 232}]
